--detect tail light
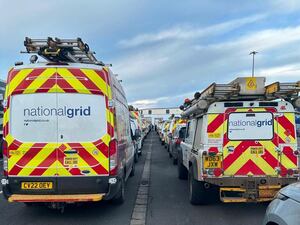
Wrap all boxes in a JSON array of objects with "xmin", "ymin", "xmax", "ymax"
[
  {"xmin": 109, "ymin": 139, "xmax": 118, "ymax": 176},
  {"xmin": 208, "ymin": 147, "xmax": 218, "ymax": 156},
  {"xmin": 175, "ymin": 138, "xmax": 181, "ymax": 145},
  {"xmin": 2, "ymin": 140, "xmax": 8, "ymax": 176}
]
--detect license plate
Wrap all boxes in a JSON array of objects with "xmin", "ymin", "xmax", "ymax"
[
  {"xmin": 250, "ymin": 146, "xmax": 264, "ymax": 155},
  {"xmin": 204, "ymin": 156, "xmax": 222, "ymax": 169},
  {"xmin": 64, "ymin": 156, "xmax": 78, "ymax": 166},
  {"xmin": 21, "ymin": 182, "xmax": 53, "ymax": 190}
]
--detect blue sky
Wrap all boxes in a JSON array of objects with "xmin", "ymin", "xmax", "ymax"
[{"xmin": 1, "ymin": 0, "xmax": 300, "ymax": 108}]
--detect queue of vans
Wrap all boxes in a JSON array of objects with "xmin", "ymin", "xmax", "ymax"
[
  {"xmin": 157, "ymin": 116, "xmax": 187, "ymax": 165},
  {"xmin": 0, "ymin": 37, "xmax": 149, "ymax": 210}
]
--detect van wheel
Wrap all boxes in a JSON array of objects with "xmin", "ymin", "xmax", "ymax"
[
  {"xmin": 178, "ymin": 156, "xmax": 188, "ymax": 180},
  {"xmin": 173, "ymin": 157, "xmax": 178, "ymax": 165},
  {"xmin": 130, "ymin": 162, "xmax": 135, "ymax": 177},
  {"xmin": 112, "ymin": 178, "xmax": 125, "ymax": 204},
  {"xmin": 188, "ymin": 167, "xmax": 209, "ymax": 205},
  {"xmin": 134, "ymin": 151, "xmax": 138, "ymax": 163}
]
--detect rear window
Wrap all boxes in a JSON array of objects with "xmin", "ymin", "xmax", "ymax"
[
  {"xmin": 10, "ymin": 93, "xmax": 107, "ymax": 143},
  {"xmin": 228, "ymin": 112, "xmax": 273, "ymax": 140}
]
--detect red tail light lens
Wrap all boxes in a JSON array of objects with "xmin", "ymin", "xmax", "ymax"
[
  {"xmin": 2, "ymin": 140, "xmax": 8, "ymax": 176},
  {"xmin": 109, "ymin": 139, "xmax": 118, "ymax": 176},
  {"xmin": 175, "ymin": 138, "xmax": 181, "ymax": 145}
]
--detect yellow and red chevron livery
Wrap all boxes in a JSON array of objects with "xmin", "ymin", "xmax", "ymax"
[
  {"xmin": 3, "ymin": 67, "xmax": 114, "ymax": 177},
  {"xmin": 206, "ymin": 107, "xmax": 298, "ymax": 178}
]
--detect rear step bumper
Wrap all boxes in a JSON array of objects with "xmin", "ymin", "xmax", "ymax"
[
  {"xmin": 2, "ymin": 176, "xmax": 121, "ymax": 203},
  {"xmin": 219, "ymin": 186, "xmax": 280, "ymax": 203},
  {"xmin": 204, "ymin": 177, "xmax": 298, "ymax": 202},
  {"xmin": 8, "ymin": 194, "xmax": 104, "ymax": 203}
]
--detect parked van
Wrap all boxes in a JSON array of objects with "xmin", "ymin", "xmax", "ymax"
[
  {"xmin": 130, "ymin": 112, "xmax": 142, "ymax": 162},
  {"xmin": 179, "ymin": 77, "xmax": 300, "ymax": 204},
  {"xmin": 1, "ymin": 37, "xmax": 135, "ymax": 208}
]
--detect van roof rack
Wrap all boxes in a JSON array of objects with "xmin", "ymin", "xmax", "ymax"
[
  {"xmin": 181, "ymin": 77, "xmax": 300, "ymax": 117},
  {"xmin": 21, "ymin": 37, "xmax": 105, "ymax": 66}
]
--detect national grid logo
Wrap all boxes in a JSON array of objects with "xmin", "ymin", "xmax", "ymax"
[
  {"xmin": 24, "ymin": 106, "xmax": 91, "ymax": 118},
  {"xmin": 229, "ymin": 119, "xmax": 273, "ymax": 128}
]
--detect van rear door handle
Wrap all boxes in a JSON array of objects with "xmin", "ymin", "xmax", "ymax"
[{"xmin": 64, "ymin": 149, "xmax": 78, "ymax": 154}]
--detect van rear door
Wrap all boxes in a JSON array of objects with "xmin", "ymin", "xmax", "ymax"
[
  {"xmin": 223, "ymin": 109, "xmax": 279, "ymax": 176},
  {"xmin": 55, "ymin": 68, "xmax": 111, "ymax": 176},
  {"xmin": 8, "ymin": 68, "xmax": 59, "ymax": 177}
]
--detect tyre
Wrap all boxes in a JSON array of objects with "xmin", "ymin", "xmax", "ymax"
[
  {"xmin": 177, "ymin": 154, "xmax": 188, "ymax": 180},
  {"xmin": 134, "ymin": 151, "xmax": 138, "ymax": 163},
  {"xmin": 188, "ymin": 167, "xmax": 209, "ymax": 205},
  {"xmin": 172, "ymin": 157, "xmax": 178, "ymax": 165},
  {"xmin": 112, "ymin": 178, "xmax": 125, "ymax": 204},
  {"xmin": 130, "ymin": 162, "xmax": 135, "ymax": 177}
]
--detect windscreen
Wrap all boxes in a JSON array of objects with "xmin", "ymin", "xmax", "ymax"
[
  {"xmin": 228, "ymin": 112, "xmax": 274, "ymax": 140},
  {"xmin": 10, "ymin": 93, "xmax": 107, "ymax": 143}
]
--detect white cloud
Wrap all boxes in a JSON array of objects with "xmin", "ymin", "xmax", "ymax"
[{"xmin": 118, "ymin": 14, "xmax": 266, "ymax": 48}]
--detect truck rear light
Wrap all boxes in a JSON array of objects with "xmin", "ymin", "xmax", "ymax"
[
  {"xmin": 213, "ymin": 168, "xmax": 222, "ymax": 177},
  {"xmin": 208, "ymin": 147, "xmax": 218, "ymax": 155},
  {"xmin": 287, "ymin": 169, "xmax": 294, "ymax": 176},
  {"xmin": 175, "ymin": 138, "xmax": 181, "ymax": 145},
  {"xmin": 2, "ymin": 140, "xmax": 8, "ymax": 176},
  {"xmin": 109, "ymin": 139, "xmax": 118, "ymax": 176}
]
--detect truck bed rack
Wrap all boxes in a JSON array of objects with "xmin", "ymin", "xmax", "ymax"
[
  {"xmin": 22, "ymin": 37, "xmax": 105, "ymax": 66},
  {"xmin": 181, "ymin": 77, "xmax": 300, "ymax": 117}
]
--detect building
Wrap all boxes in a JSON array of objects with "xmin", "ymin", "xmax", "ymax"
[{"xmin": 139, "ymin": 107, "xmax": 182, "ymax": 124}]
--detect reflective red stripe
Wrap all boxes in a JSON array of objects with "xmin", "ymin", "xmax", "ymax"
[
  {"xmin": 235, "ymin": 160, "xmax": 265, "ymax": 175},
  {"xmin": 207, "ymin": 114, "xmax": 224, "ymax": 133}
]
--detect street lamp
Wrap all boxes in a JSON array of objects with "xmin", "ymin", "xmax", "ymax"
[{"xmin": 249, "ymin": 51, "xmax": 258, "ymax": 77}]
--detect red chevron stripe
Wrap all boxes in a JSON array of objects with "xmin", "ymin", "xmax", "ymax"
[
  {"xmin": 207, "ymin": 114, "xmax": 224, "ymax": 133},
  {"xmin": 29, "ymin": 149, "xmax": 57, "ymax": 176},
  {"xmin": 9, "ymin": 143, "xmax": 47, "ymax": 175},
  {"xmin": 8, "ymin": 69, "xmax": 21, "ymax": 82},
  {"xmin": 265, "ymin": 107, "xmax": 277, "ymax": 113},
  {"xmin": 95, "ymin": 69, "xmax": 109, "ymax": 85},
  {"xmin": 276, "ymin": 115, "xmax": 296, "ymax": 139},
  {"xmin": 282, "ymin": 146, "xmax": 297, "ymax": 165},
  {"xmin": 56, "ymin": 74, "xmax": 77, "ymax": 93},
  {"xmin": 12, "ymin": 68, "xmax": 48, "ymax": 94},
  {"xmin": 273, "ymin": 132, "xmax": 285, "ymax": 145},
  {"xmin": 67, "ymin": 69, "xmax": 104, "ymax": 94},
  {"xmin": 35, "ymin": 74, "xmax": 57, "ymax": 93},
  {"xmin": 223, "ymin": 141, "xmax": 257, "ymax": 170},
  {"xmin": 235, "ymin": 160, "xmax": 265, "ymax": 175},
  {"xmin": 261, "ymin": 149, "xmax": 281, "ymax": 169},
  {"xmin": 68, "ymin": 143, "xmax": 108, "ymax": 174}
]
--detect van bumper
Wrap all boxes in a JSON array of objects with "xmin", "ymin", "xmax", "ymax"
[{"xmin": 2, "ymin": 176, "xmax": 121, "ymax": 203}]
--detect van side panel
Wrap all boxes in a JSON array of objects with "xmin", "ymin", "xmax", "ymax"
[{"xmin": 4, "ymin": 67, "xmax": 113, "ymax": 177}]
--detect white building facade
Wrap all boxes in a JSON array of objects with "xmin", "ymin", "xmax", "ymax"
[{"xmin": 139, "ymin": 107, "xmax": 182, "ymax": 124}]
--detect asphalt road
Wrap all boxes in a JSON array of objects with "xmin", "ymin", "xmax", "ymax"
[
  {"xmin": 0, "ymin": 131, "xmax": 269, "ymax": 225},
  {"xmin": 147, "ymin": 131, "xmax": 268, "ymax": 225}
]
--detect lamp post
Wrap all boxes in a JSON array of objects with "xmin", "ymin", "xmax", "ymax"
[{"xmin": 249, "ymin": 51, "xmax": 258, "ymax": 77}]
